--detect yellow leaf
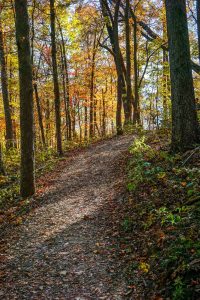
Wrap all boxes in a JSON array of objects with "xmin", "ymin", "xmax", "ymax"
[
  {"xmin": 139, "ymin": 262, "xmax": 150, "ymax": 273},
  {"xmin": 157, "ymin": 172, "xmax": 166, "ymax": 179}
]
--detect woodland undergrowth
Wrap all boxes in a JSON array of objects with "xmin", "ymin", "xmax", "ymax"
[{"xmin": 123, "ymin": 131, "xmax": 200, "ymax": 299}]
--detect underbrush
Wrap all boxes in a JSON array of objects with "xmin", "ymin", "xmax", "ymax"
[{"xmin": 123, "ymin": 133, "xmax": 200, "ymax": 299}]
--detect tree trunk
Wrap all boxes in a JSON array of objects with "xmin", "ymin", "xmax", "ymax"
[
  {"xmin": 0, "ymin": 18, "xmax": 13, "ymax": 149},
  {"xmin": 133, "ymin": 17, "xmax": 140, "ymax": 124},
  {"xmin": 33, "ymin": 83, "xmax": 46, "ymax": 147},
  {"xmin": 102, "ymin": 89, "xmax": 106, "ymax": 136},
  {"xmin": 15, "ymin": 0, "xmax": 35, "ymax": 197},
  {"xmin": 116, "ymin": 75, "xmax": 123, "ymax": 135},
  {"xmin": 46, "ymin": 98, "xmax": 50, "ymax": 146},
  {"xmin": 89, "ymin": 63, "xmax": 95, "ymax": 138},
  {"xmin": 100, "ymin": 0, "xmax": 130, "ymax": 127},
  {"xmin": 89, "ymin": 33, "xmax": 97, "ymax": 139},
  {"xmin": 125, "ymin": 0, "xmax": 132, "ymax": 124},
  {"xmin": 165, "ymin": 0, "xmax": 199, "ymax": 151},
  {"xmin": 162, "ymin": 49, "xmax": 169, "ymax": 126},
  {"xmin": 114, "ymin": 0, "xmax": 130, "ymax": 125},
  {"xmin": 58, "ymin": 22, "xmax": 72, "ymax": 140},
  {"xmin": 0, "ymin": 143, "xmax": 5, "ymax": 175},
  {"xmin": 94, "ymin": 96, "xmax": 97, "ymax": 136},
  {"xmin": 50, "ymin": 0, "xmax": 62, "ymax": 155},
  {"xmin": 77, "ymin": 99, "xmax": 82, "ymax": 142},
  {"xmin": 84, "ymin": 102, "xmax": 88, "ymax": 140}
]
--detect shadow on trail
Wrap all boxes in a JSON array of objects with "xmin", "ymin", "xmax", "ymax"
[{"xmin": 4, "ymin": 192, "xmax": 128, "ymax": 299}]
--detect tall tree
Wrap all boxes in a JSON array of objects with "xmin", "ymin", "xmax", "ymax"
[
  {"xmin": 100, "ymin": 0, "xmax": 131, "ymax": 129},
  {"xmin": 125, "ymin": 0, "xmax": 132, "ymax": 124},
  {"xmin": 15, "ymin": 0, "xmax": 35, "ymax": 196},
  {"xmin": 50, "ymin": 0, "xmax": 62, "ymax": 155},
  {"xmin": 132, "ymin": 14, "xmax": 140, "ymax": 124},
  {"xmin": 165, "ymin": 0, "xmax": 199, "ymax": 151},
  {"xmin": 57, "ymin": 20, "xmax": 72, "ymax": 140},
  {"xmin": 0, "ymin": 14, "xmax": 13, "ymax": 149}
]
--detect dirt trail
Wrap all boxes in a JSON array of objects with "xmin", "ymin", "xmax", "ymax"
[{"xmin": 1, "ymin": 135, "xmax": 134, "ymax": 300}]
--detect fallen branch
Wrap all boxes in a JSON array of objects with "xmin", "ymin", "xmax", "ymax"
[{"xmin": 182, "ymin": 146, "xmax": 200, "ymax": 166}]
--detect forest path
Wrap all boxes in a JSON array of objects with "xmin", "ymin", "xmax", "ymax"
[{"xmin": 2, "ymin": 135, "xmax": 134, "ymax": 300}]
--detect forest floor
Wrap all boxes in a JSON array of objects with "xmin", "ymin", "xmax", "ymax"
[
  {"xmin": 1, "ymin": 133, "xmax": 200, "ymax": 300},
  {"xmin": 1, "ymin": 135, "xmax": 134, "ymax": 299}
]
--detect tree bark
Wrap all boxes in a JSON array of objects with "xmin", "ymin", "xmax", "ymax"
[
  {"xmin": 165, "ymin": 0, "xmax": 199, "ymax": 151},
  {"xmin": 50, "ymin": 0, "xmax": 62, "ymax": 155},
  {"xmin": 15, "ymin": 0, "xmax": 35, "ymax": 197},
  {"xmin": 0, "ymin": 18, "xmax": 13, "ymax": 149}
]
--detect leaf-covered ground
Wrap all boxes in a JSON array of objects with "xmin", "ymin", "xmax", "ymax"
[
  {"xmin": 1, "ymin": 135, "xmax": 134, "ymax": 299},
  {"xmin": 123, "ymin": 132, "xmax": 200, "ymax": 299},
  {"xmin": 1, "ymin": 133, "xmax": 200, "ymax": 299}
]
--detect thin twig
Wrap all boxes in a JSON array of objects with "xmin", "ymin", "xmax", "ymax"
[{"xmin": 182, "ymin": 146, "xmax": 200, "ymax": 166}]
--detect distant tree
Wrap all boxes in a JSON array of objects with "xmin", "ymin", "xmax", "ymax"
[
  {"xmin": 165, "ymin": 0, "xmax": 199, "ymax": 151},
  {"xmin": 50, "ymin": 0, "xmax": 63, "ymax": 155},
  {"xmin": 15, "ymin": 0, "xmax": 35, "ymax": 197},
  {"xmin": 0, "ymin": 13, "xmax": 13, "ymax": 149}
]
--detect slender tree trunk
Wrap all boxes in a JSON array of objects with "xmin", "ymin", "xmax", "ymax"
[
  {"xmin": 133, "ymin": 17, "xmax": 140, "ymax": 124},
  {"xmin": 116, "ymin": 75, "xmax": 123, "ymax": 134},
  {"xmin": 77, "ymin": 99, "xmax": 82, "ymax": 142},
  {"xmin": 197, "ymin": 0, "xmax": 200, "ymax": 63},
  {"xmin": 84, "ymin": 101, "xmax": 88, "ymax": 140},
  {"xmin": 89, "ymin": 63, "xmax": 95, "ymax": 138},
  {"xmin": 46, "ymin": 98, "xmax": 50, "ymax": 146},
  {"xmin": 60, "ymin": 43, "xmax": 69, "ymax": 140},
  {"xmin": 100, "ymin": 0, "xmax": 130, "ymax": 127},
  {"xmin": 15, "ymin": 0, "xmax": 35, "ymax": 197},
  {"xmin": 8, "ymin": 56, "xmax": 17, "ymax": 147},
  {"xmin": 0, "ymin": 18, "xmax": 13, "ymax": 149},
  {"xmin": 58, "ymin": 22, "xmax": 72, "ymax": 140},
  {"xmin": 71, "ymin": 100, "xmax": 76, "ymax": 139},
  {"xmin": 89, "ymin": 33, "xmax": 97, "ymax": 138},
  {"xmin": 0, "ymin": 143, "xmax": 5, "ymax": 175},
  {"xmin": 162, "ymin": 49, "xmax": 169, "ymax": 126},
  {"xmin": 33, "ymin": 83, "xmax": 46, "ymax": 147},
  {"xmin": 125, "ymin": 0, "xmax": 132, "ymax": 123},
  {"xmin": 114, "ymin": 0, "xmax": 130, "ymax": 125},
  {"xmin": 165, "ymin": 0, "xmax": 199, "ymax": 151},
  {"xmin": 50, "ymin": 0, "xmax": 62, "ymax": 155},
  {"xmin": 110, "ymin": 75, "xmax": 114, "ymax": 135},
  {"xmin": 162, "ymin": 11, "xmax": 169, "ymax": 127},
  {"xmin": 94, "ymin": 96, "xmax": 97, "ymax": 136},
  {"xmin": 102, "ymin": 89, "xmax": 106, "ymax": 136}
]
